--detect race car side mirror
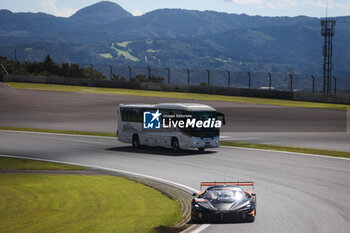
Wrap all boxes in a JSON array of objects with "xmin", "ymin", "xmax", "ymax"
[
  {"xmin": 251, "ymin": 193, "xmax": 256, "ymax": 197},
  {"xmin": 192, "ymin": 192, "xmax": 198, "ymax": 197}
]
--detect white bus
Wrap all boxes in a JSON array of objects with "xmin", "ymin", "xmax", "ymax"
[{"xmin": 117, "ymin": 103, "xmax": 225, "ymax": 152}]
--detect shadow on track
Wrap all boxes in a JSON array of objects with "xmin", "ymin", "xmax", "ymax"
[
  {"xmin": 188, "ymin": 219, "xmax": 254, "ymax": 225},
  {"xmin": 106, "ymin": 146, "xmax": 217, "ymax": 156}
]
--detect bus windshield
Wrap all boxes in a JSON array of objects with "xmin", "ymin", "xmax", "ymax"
[{"xmin": 181, "ymin": 111, "xmax": 220, "ymax": 138}]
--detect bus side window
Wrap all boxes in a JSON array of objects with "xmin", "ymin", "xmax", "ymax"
[
  {"xmin": 136, "ymin": 109, "xmax": 142, "ymax": 122},
  {"xmin": 126, "ymin": 109, "xmax": 131, "ymax": 121},
  {"xmin": 120, "ymin": 108, "xmax": 126, "ymax": 121},
  {"xmin": 131, "ymin": 109, "xmax": 142, "ymax": 122}
]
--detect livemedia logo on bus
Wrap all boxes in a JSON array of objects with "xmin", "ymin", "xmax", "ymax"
[
  {"xmin": 143, "ymin": 109, "xmax": 222, "ymax": 129},
  {"xmin": 143, "ymin": 110, "xmax": 162, "ymax": 129}
]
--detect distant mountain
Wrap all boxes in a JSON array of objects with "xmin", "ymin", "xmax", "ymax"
[
  {"xmin": 45, "ymin": 9, "xmax": 319, "ymax": 44},
  {"xmin": 0, "ymin": 10, "xmax": 70, "ymax": 36},
  {"xmin": 0, "ymin": 1, "xmax": 133, "ymax": 45},
  {"xmin": 70, "ymin": 1, "xmax": 132, "ymax": 26},
  {"xmin": 0, "ymin": 1, "xmax": 349, "ymax": 80}
]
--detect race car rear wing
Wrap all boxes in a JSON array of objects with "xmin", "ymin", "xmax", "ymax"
[{"xmin": 200, "ymin": 181, "xmax": 254, "ymax": 190}]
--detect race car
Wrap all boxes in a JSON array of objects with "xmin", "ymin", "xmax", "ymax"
[{"xmin": 191, "ymin": 182, "xmax": 256, "ymax": 223}]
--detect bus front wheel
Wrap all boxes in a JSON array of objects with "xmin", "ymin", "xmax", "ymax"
[
  {"xmin": 132, "ymin": 134, "xmax": 140, "ymax": 148},
  {"xmin": 198, "ymin": 148, "xmax": 205, "ymax": 153},
  {"xmin": 171, "ymin": 138, "xmax": 179, "ymax": 151}
]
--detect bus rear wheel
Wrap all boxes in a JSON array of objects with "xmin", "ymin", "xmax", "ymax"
[
  {"xmin": 171, "ymin": 138, "xmax": 179, "ymax": 151},
  {"xmin": 198, "ymin": 148, "xmax": 205, "ymax": 153},
  {"xmin": 132, "ymin": 134, "xmax": 140, "ymax": 148}
]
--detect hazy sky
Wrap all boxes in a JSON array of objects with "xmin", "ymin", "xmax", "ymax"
[{"xmin": 0, "ymin": 0, "xmax": 348, "ymax": 18}]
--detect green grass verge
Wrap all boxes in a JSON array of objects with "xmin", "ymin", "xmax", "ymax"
[
  {"xmin": 7, "ymin": 82, "xmax": 349, "ymax": 110},
  {"xmin": 0, "ymin": 174, "xmax": 180, "ymax": 233},
  {"xmin": 220, "ymin": 141, "xmax": 350, "ymax": 159},
  {"xmin": 0, "ymin": 126, "xmax": 116, "ymax": 137},
  {"xmin": 0, "ymin": 156, "xmax": 86, "ymax": 170}
]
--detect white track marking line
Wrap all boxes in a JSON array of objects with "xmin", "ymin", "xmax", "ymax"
[
  {"xmin": 188, "ymin": 224, "xmax": 210, "ymax": 233},
  {"xmin": 2, "ymin": 130, "xmax": 349, "ymax": 161},
  {"xmin": 220, "ymin": 136, "xmax": 261, "ymax": 140},
  {"xmin": 220, "ymin": 145, "xmax": 350, "ymax": 161},
  {"xmin": 0, "ymin": 130, "xmax": 116, "ymax": 139}
]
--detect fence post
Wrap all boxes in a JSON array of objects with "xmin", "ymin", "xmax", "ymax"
[
  {"xmin": 70, "ymin": 63, "xmax": 73, "ymax": 77},
  {"xmin": 167, "ymin": 67, "xmax": 170, "ymax": 84},
  {"xmin": 148, "ymin": 66, "xmax": 151, "ymax": 80},
  {"xmin": 128, "ymin": 65, "xmax": 132, "ymax": 81},
  {"xmin": 311, "ymin": 75, "xmax": 315, "ymax": 93},
  {"xmin": 288, "ymin": 74, "xmax": 293, "ymax": 92},
  {"xmin": 227, "ymin": 71, "xmax": 230, "ymax": 88},
  {"xmin": 109, "ymin": 65, "xmax": 112, "ymax": 80},
  {"xmin": 268, "ymin": 72, "xmax": 272, "ymax": 90},
  {"xmin": 333, "ymin": 76, "xmax": 336, "ymax": 95},
  {"xmin": 207, "ymin": 69, "xmax": 210, "ymax": 86},
  {"xmin": 247, "ymin": 72, "xmax": 251, "ymax": 88},
  {"xmin": 90, "ymin": 64, "xmax": 93, "ymax": 78},
  {"xmin": 187, "ymin": 68, "xmax": 190, "ymax": 85}
]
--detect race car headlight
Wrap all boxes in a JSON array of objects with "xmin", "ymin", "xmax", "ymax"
[
  {"xmin": 236, "ymin": 203, "xmax": 254, "ymax": 212},
  {"xmin": 194, "ymin": 201, "xmax": 216, "ymax": 210}
]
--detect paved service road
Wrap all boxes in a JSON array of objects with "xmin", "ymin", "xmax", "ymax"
[
  {"xmin": 0, "ymin": 131, "xmax": 349, "ymax": 233},
  {"xmin": 0, "ymin": 83, "xmax": 349, "ymax": 151}
]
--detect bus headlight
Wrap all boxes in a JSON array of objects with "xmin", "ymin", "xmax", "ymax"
[{"xmin": 193, "ymin": 141, "xmax": 199, "ymax": 145}]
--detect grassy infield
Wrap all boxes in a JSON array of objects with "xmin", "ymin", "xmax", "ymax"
[{"xmin": 0, "ymin": 157, "xmax": 180, "ymax": 233}]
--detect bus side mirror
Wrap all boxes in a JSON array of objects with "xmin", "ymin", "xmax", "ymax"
[{"xmin": 217, "ymin": 112, "xmax": 226, "ymax": 125}]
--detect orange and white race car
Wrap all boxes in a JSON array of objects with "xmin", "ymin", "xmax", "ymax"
[{"xmin": 191, "ymin": 182, "xmax": 256, "ymax": 223}]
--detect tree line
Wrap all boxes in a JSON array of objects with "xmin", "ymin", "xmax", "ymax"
[{"xmin": 0, "ymin": 55, "xmax": 164, "ymax": 83}]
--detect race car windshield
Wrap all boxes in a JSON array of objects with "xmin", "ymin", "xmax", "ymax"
[{"xmin": 202, "ymin": 188, "xmax": 244, "ymax": 203}]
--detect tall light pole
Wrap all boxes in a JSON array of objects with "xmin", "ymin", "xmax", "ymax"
[
  {"xmin": 268, "ymin": 73, "xmax": 272, "ymax": 90},
  {"xmin": 321, "ymin": 17, "xmax": 336, "ymax": 94},
  {"xmin": 311, "ymin": 75, "xmax": 315, "ymax": 93}
]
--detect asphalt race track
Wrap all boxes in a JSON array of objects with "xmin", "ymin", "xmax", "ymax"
[
  {"xmin": 0, "ymin": 83, "xmax": 350, "ymax": 232},
  {"xmin": 1, "ymin": 83, "xmax": 349, "ymax": 151},
  {"xmin": 0, "ymin": 131, "xmax": 349, "ymax": 233}
]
